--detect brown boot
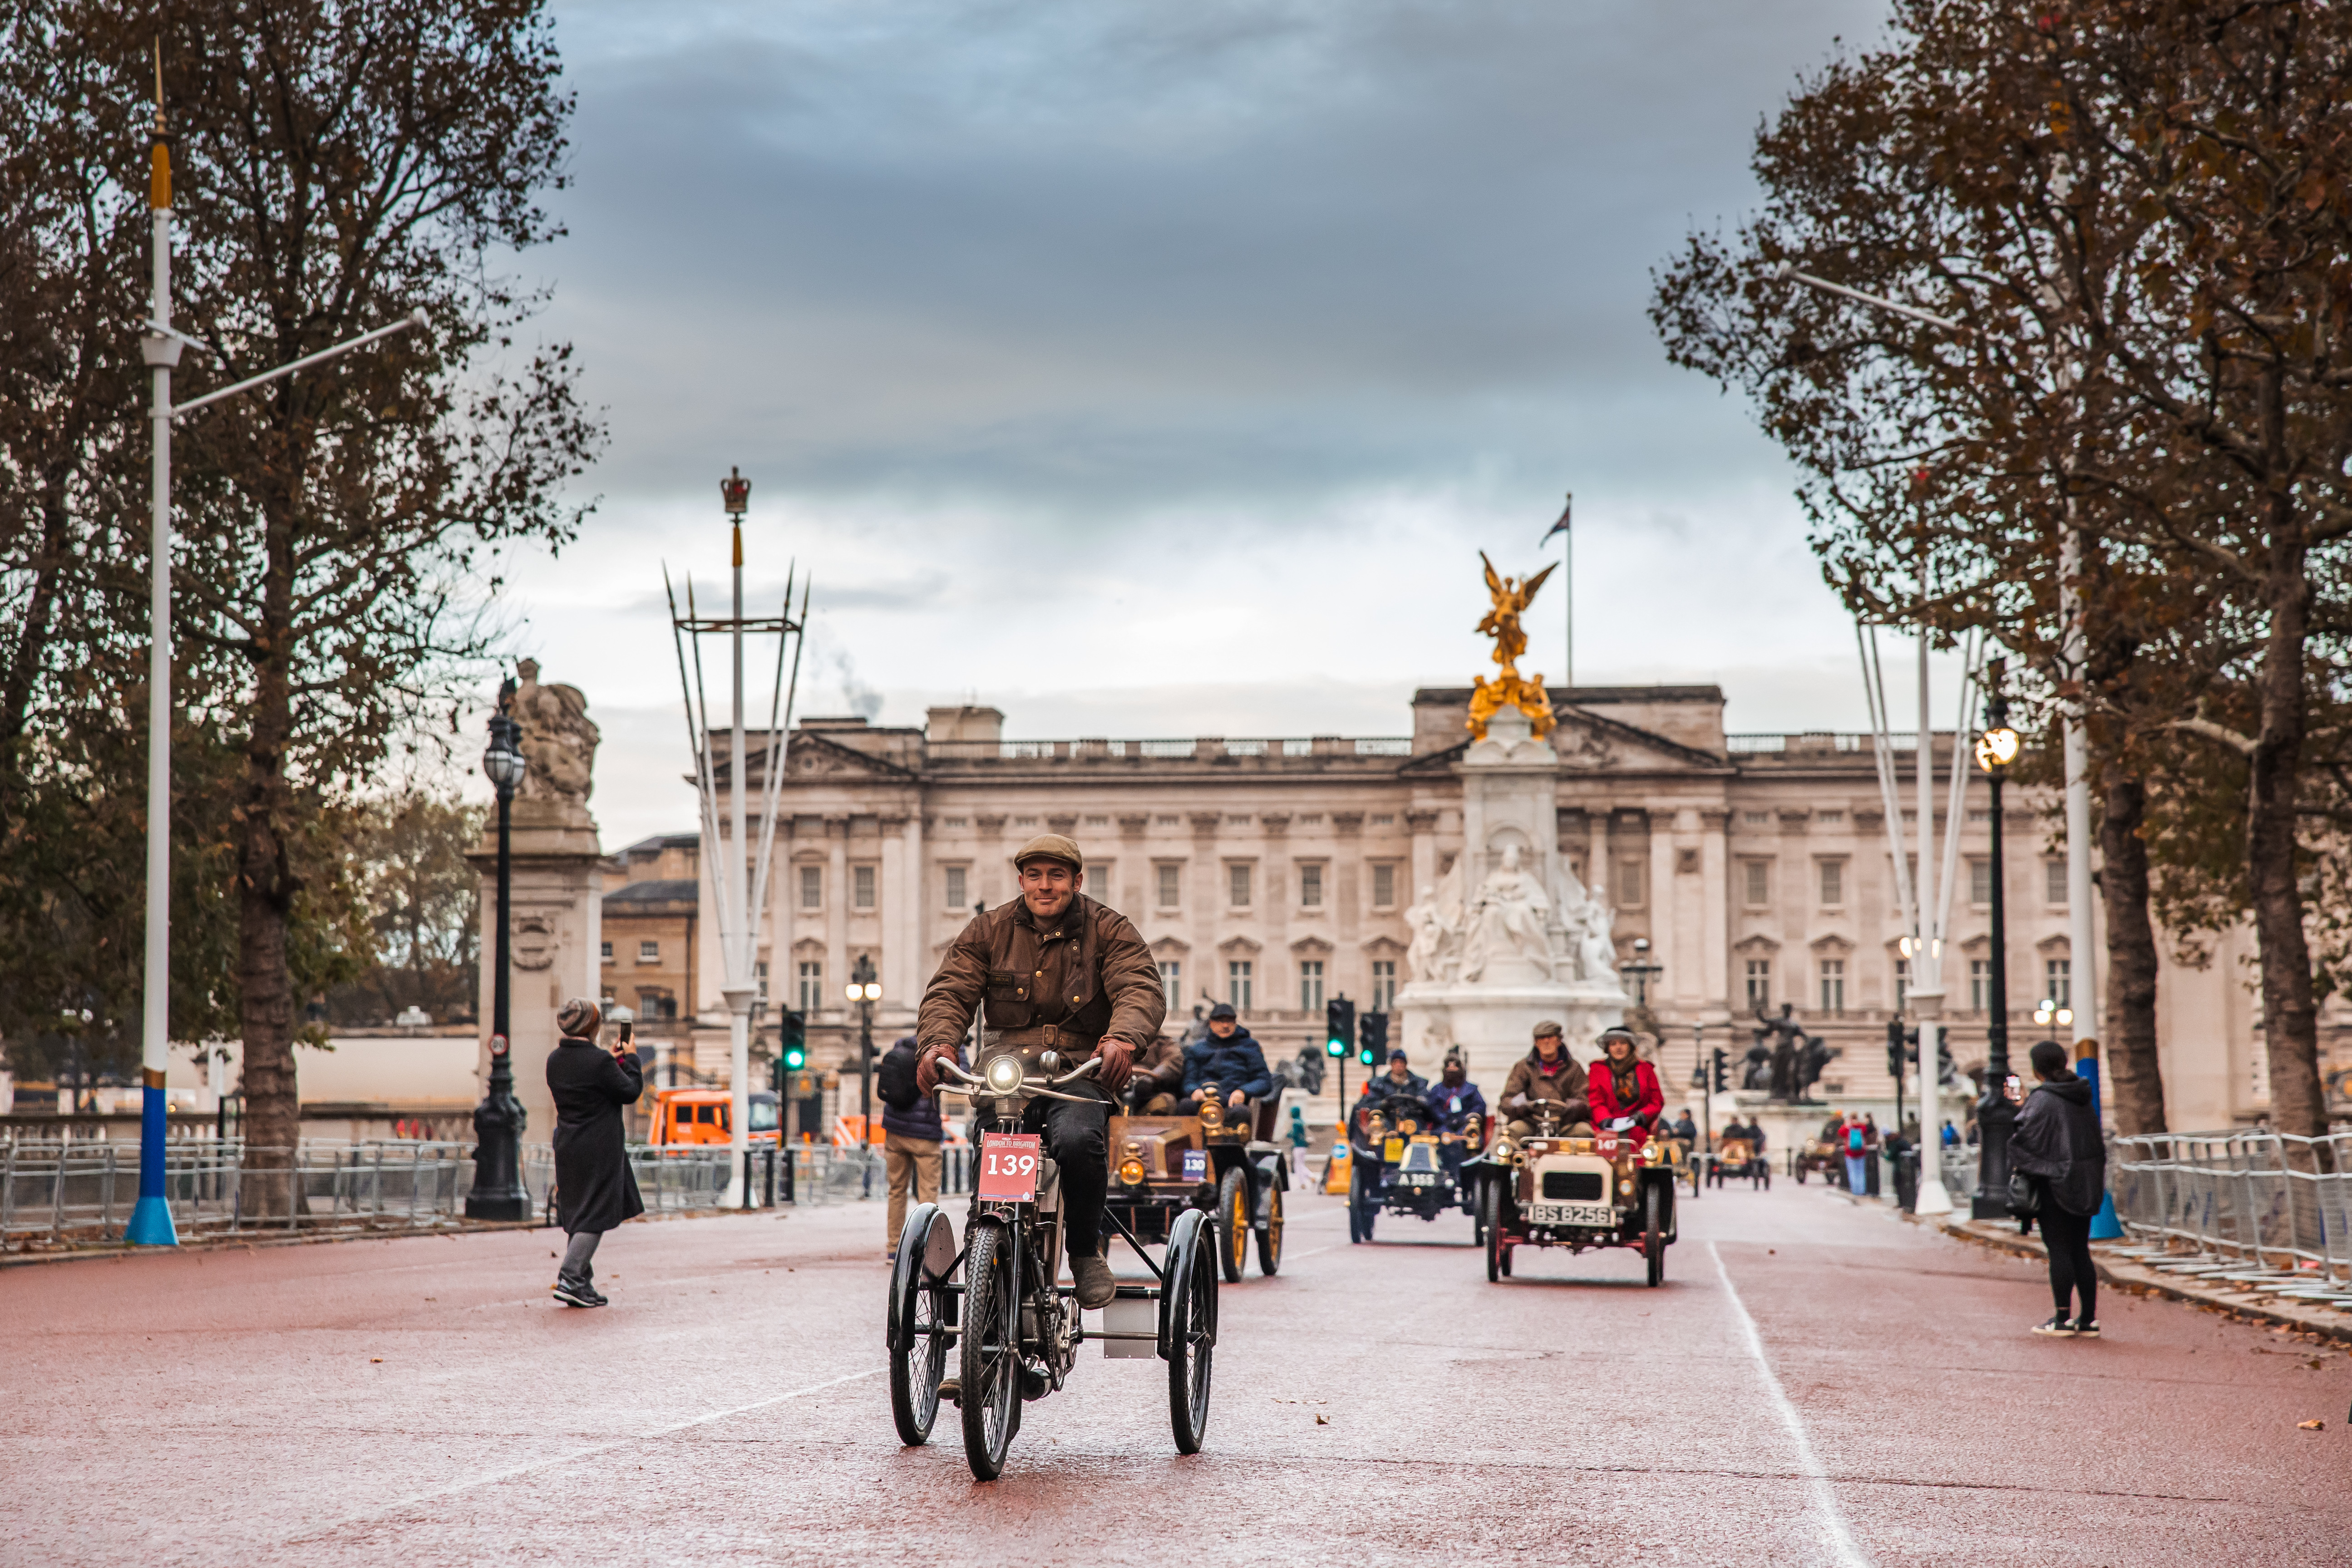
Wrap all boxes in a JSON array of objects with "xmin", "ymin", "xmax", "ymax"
[{"xmin": 1072, "ymin": 1254, "xmax": 1117, "ymax": 1309}]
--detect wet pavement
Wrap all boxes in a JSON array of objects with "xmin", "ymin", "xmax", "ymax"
[{"xmin": 6, "ymin": 1175, "xmax": 2346, "ymax": 1566}]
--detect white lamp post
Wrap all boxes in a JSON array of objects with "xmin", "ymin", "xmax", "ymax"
[{"xmin": 126, "ymin": 78, "xmax": 420, "ymax": 1246}]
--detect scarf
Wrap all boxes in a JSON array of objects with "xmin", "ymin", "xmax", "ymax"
[{"xmin": 1608, "ymin": 1053, "xmax": 1641, "ymax": 1110}]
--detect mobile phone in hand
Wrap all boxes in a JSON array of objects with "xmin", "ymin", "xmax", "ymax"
[
  {"xmin": 616, "ymin": 1020, "xmax": 634, "ymax": 1051},
  {"xmin": 2003, "ymin": 1073, "xmax": 2022, "ymax": 1103}
]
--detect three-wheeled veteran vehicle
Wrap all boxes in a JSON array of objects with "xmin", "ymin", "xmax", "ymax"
[
  {"xmin": 1467, "ymin": 1100, "xmax": 1679, "ymax": 1286},
  {"xmin": 887, "ymin": 1043, "xmax": 1218, "ymax": 1480},
  {"xmin": 1102, "ymin": 1079, "xmax": 1289, "ymax": 1282},
  {"xmin": 1346, "ymin": 1090, "xmax": 1484, "ymax": 1243}
]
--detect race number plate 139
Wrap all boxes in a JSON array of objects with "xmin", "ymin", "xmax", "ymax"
[{"xmin": 978, "ymin": 1133, "xmax": 1043, "ymax": 1202}]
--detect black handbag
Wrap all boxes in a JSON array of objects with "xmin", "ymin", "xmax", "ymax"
[{"xmin": 2007, "ymin": 1169, "xmax": 2041, "ymax": 1215}]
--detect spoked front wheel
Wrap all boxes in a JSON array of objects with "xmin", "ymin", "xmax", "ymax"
[
  {"xmin": 959, "ymin": 1218, "xmax": 1020, "ymax": 1480},
  {"xmin": 1255, "ymin": 1178, "xmax": 1283, "ymax": 1276},
  {"xmin": 1164, "ymin": 1208, "xmax": 1218, "ymax": 1454},
  {"xmin": 1482, "ymin": 1178, "xmax": 1506, "ymax": 1283},
  {"xmin": 888, "ymin": 1204, "xmax": 956, "ymax": 1446},
  {"xmin": 1643, "ymin": 1183, "xmax": 1666, "ymax": 1288},
  {"xmin": 1216, "ymin": 1166, "xmax": 1248, "ymax": 1283}
]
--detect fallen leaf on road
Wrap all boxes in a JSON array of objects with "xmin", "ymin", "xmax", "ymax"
[
  {"xmin": 370, "ymin": 1357, "xmax": 384, "ymax": 1364},
  {"xmin": 2297, "ymin": 1419, "xmax": 2323, "ymax": 1430},
  {"xmin": 1315, "ymin": 1414, "xmax": 1329, "ymax": 1425}
]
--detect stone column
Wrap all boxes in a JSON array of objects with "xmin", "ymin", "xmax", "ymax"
[
  {"xmin": 469, "ymin": 794, "xmax": 602, "ymax": 1157},
  {"xmin": 900, "ymin": 811, "xmax": 924, "ymax": 1013},
  {"xmin": 879, "ymin": 814, "xmax": 909, "ymax": 1013},
  {"xmin": 1262, "ymin": 812, "xmax": 1291, "ymax": 1016},
  {"xmin": 974, "ymin": 814, "xmax": 1009, "ymax": 909},
  {"xmin": 825, "ymin": 815, "xmax": 849, "ymax": 1015},
  {"xmin": 1191, "ymin": 813, "xmax": 1222, "ymax": 1006},
  {"xmin": 1648, "ymin": 811, "xmax": 1678, "ymax": 999},
  {"xmin": 1700, "ymin": 809, "xmax": 1730, "ymax": 1016},
  {"xmin": 1117, "ymin": 814, "xmax": 1149, "ymax": 917},
  {"xmin": 1590, "ymin": 808, "xmax": 1612, "ymax": 906},
  {"xmin": 1405, "ymin": 809, "xmax": 1439, "ymax": 910}
]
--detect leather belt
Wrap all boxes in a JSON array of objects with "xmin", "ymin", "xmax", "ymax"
[{"xmin": 987, "ymin": 1024, "xmax": 1100, "ymax": 1056}]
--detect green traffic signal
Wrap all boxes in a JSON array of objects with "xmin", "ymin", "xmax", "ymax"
[{"xmin": 780, "ymin": 1008, "xmax": 807, "ymax": 1071}]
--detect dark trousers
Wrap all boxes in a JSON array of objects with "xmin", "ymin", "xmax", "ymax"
[
  {"xmin": 1021, "ymin": 1085, "xmax": 1109, "ymax": 1259},
  {"xmin": 2038, "ymin": 1184, "xmax": 2098, "ymax": 1322}
]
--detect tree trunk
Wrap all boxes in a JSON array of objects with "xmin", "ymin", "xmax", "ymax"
[
  {"xmin": 2098, "ymin": 771, "xmax": 2165, "ymax": 1134},
  {"xmin": 2247, "ymin": 502, "xmax": 2326, "ymax": 1144},
  {"xmin": 235, "ymin": 479, "xmax": 303, "ymax": 1213}
]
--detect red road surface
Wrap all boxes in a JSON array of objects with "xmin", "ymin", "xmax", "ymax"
[{"xmin": 5, "ymin": 1177, "xmax": 2344, "ymax": 1565}]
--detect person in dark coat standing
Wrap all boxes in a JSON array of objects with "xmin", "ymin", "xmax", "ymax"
[
  {"xmin": 2007, "ymin": 1038, "xmax": 2109, "ymax": 1337},
  {"xmin": 878, "ymin": 1032, "xmax": 960, "ymax": 1258},
  {"xmin": 546, "ymin": 997, "xmax": 643, "ymax": 1308}
]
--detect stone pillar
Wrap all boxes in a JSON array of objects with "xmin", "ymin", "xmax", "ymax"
[
  {"xmin": 1190, "ymin": 812, "xmax": 1221, "ymax": 1004},
  {"xmin": 1700, "ymin": 809, "xmax": 1730, "ymax": 1016},
  {"xmin": 469, "ymin": 795, "xmax": 603, "ymax": 1158},
  {"xmin": 900, "ymin": 812, "xmax": 924, "ymax": 1012},
  {"xmin": 1649, "ymin": 814, "xmax": 1678, "ymax": 1000},
  {"xmin": 1406, "ymin": 810, "xmax": 1440, "ymax": 910},
  {"xmin": 1262, "ymin": 813, "xmax": 1291, "ymax": 1016},
  {"xmin": 826, "ymin": 815, "xmax": 849, "ymax": 1015},
  {"xmin": 880, "ymin": 814, "xmax": 908, "ymax": 1008},
  {"xmin": 1117, "ymin": 814, "xmax": 1149, "ymax": 917}
]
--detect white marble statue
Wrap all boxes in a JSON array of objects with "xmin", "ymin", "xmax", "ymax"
[
  {"xmin": 1460, "ymin": 843, "xmax": 1559, "ymax": 982},
  {"xmin": 1405, "ymin": 883, "xmax": 1462, "ymax": 985},
  {"xmin": 1571, "ymin": 896, "xmax": 1619, "ymax": 987}
]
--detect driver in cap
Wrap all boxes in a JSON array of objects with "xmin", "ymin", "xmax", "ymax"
[{"xmin": 915, "ymin": 834, "xmax": 1166, "ymax": 1309}]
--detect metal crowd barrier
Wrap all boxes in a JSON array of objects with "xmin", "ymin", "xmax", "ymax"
[{"xmin": 2108, "ymin": 1130, "xmax": 2352, "ymax": 1293}]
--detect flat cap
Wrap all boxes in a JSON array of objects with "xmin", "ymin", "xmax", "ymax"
[
  {"xmin": 1531, "ymin": 1019, "xmax": 1564, "ymax": 1039},
  {"xmin": 1012, "ymin": 833, "xmax": 1083, "ymax": 871}
]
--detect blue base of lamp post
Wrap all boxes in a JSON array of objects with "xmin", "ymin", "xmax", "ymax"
[
  {"xmin": 126, "ymin": 1194, "xmax": 178, "ymax": 1246},
  {"xmin": 2088, "ymin": 1189, "xmax": 2123, "ymax": 1240}
]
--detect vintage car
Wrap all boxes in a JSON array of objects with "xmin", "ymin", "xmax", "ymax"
[
  {"xmin": 1346, "ymin": 1090, "xmax": 1484, "ymax": 1243},
  {"xmin": 1467, "ymin": 1101, "xmax": 1678, "ymax": 1285},
  {"xmin": 1707, "ymin": 1134, "xmax": 1771, "ymax": 1189},
  {"xmin": 1791, "ymin": 1140, "xmax": 1843, "ymax": 1183},
  {"xmin": 1102, "ymin": 1080, "xmax": 1288, "ymax": 1282}
]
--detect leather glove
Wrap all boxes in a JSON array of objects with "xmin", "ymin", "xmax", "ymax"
[
  {"xmin": 1505, "ymin": 1092, "xmax": 1530, "ymax": 1109},
  {"xmin": 916, "ymin": 1047, "xmax": 949, "ymax": 1096},
  {"xmin": 1095, "ymin": 1040, "xmax": 1135, "ymax": 1095}
]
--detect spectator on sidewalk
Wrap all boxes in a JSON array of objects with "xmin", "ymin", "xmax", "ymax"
[
  {"xmin": 1287, "ymin": 1105, "xmax": 1311, "ymax": 1176},
  {"xmin": 2008, "ymin": 1039, "xmax": 2109, "ymax": 1337},
  {"xmin": 878, "ymin": 1032, "xmax": 958, "ymax": 1259},
  {"xmin": 1941, "ymin": 1119, "xmax": 1959, "ymax": 1147},
  {"xmin": 1842, "ymin": 1115, "xmax": 1869, "ymax": 1193},
  {"xmin": 547, "ymin": 997, "xmax": 643, "ymax": 1309}
]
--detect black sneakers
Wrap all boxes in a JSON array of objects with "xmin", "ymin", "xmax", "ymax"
[
  {"xmin": 2072, "ymin": 1318, "xmax": 2100, "ymax": 1338},
  {"xmin": 2031, "ymin": 1314, "xmax": 2078, "ymax": 1337},
  {"xmin": 552, "ymin": 1279, "xmax": 604, "ymax": 1308}
]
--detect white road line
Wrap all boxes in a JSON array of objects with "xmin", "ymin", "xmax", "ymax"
[
  {"xmin": 344, "ymin": 1365, "xmax": 886, "ymax": 1525},
  {"xmin": 1710, "ymin": 1241, "xmax": 1871, "ymax": 1568}
]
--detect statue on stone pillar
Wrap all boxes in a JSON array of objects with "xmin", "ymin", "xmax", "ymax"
[
  {"xmin": 504, "ymin": 657, "xmax": 600, "ymax": 813},
  {"xmin": 1460, "ymin": 843, "xmax": 1559, "ymax": 982},
  {"xmin": 1404, "ymin": 883, "xmax": 1461, "ymax": 985}
]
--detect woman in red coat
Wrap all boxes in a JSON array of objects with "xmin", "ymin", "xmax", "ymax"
[{"xmin": 1587, "ymin": 1026, "xmax": 1665, "ymax": 1147}]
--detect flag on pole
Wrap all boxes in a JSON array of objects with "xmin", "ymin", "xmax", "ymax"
[{"xmin": 1540, "ymin": 492, "xmax": 1572, "ymax": 545}]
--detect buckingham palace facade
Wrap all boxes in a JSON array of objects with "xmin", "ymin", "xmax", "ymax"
[{"xmin": 678, "ymin": 685, "xmax": 2326, "ymax": 1132}]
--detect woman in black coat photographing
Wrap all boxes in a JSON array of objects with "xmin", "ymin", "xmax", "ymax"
[
  {"xmin": 547, "ymin": 997, "xmax": 644, "ymax": 1308},
  {"xmin": 2006, "ymin": 1038, "xmax": 2108, "ymax": 1339}
]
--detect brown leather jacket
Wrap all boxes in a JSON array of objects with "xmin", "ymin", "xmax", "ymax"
[
  {"xmin": 1129, "ymin": 1033, "xmax": 1185, "ymax": 1095},
  {"xmin": 915, "ymin": 893, "xmax": 1166, "ymax": 1061},
  {"xmin": 1501, "ymin": 1048, "xmax": 1588, "ymax": 1112}
]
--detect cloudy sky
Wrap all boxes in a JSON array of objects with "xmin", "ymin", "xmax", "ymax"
[{"xmin": 494, "ymin": 0, "xmax": 1923, "ymax": 847}]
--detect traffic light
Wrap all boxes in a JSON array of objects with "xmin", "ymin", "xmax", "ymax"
[
  {"xmin": 780, "ymin": 1009, "xmax": 807, "ymax": 1072},
  {"xmin": 1886, "ymin": 1019, "xmax": 1906, "ymax": 1080},
  {"xmin": 1325, "ymin": 996, "xmax": 1355, "ymax": 1059},
  {"xmin": 1357, "ymin": 1010, "xmax": 1387, "ymax": 1068},
  {"xmin": 1709, "ymin": 1047, "xmax": 1729, "ymax": 1095}
]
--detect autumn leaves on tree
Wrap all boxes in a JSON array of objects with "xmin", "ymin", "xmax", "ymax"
[{"xmin": 1654, "ymin": 0, "xmax": 2352, "ymax": 1139}]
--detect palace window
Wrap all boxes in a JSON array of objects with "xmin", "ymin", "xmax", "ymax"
[
  {"xmin": 2045, "ymin": 957, "xmax": 2071, "ymax": 1010},
  {"xmin": 1299, "ymin": 960, "xmax": 1324, "ymax": 1013},
  {"xmin": 1969, "ymin": 958, "xmax": 1991, "ymax": 1013},
  {"xmin": 1084, "ymin": 814, "xmax": 1109, "ymax": 827},
  {"xmin": 1227, "ymin": 960, "xmax": 1253, "ymax": 1012},
  {"xmin": 797, "ymin": 961, "xmax": 823, "ymax": 1014},
  {"xmin": 1154, "ymin": 814, "xmax": 1179, "ymax": 827},
  {"xmin": 637, "ymin": 940, "xmax": 660, "ymax": 964},
  {"xmin": 1371, "ymin": 960, "xmax": 1396, "ymax": 1011},
  {"xmin": 1743, "ymin": 859, "xmax": 1771, "ymax": 907},
  {"xmin": 1370, "ymin": 814, "xmax": 1395, "ymax": 826},
  {"xmin": 755, "ymin": 960, "xmax": 769, "ymax": 1002},
  {"xmin": 1816, "ymin": 810, "xmax": 1845, "ymax": 825},
  {"xmin": 601, "ymin": 940, "xmax": 613, "ymax": 962},
  {"xmin": 1818, "ymin": 858, "xmax": 1844, "ymax": 907},
  {"xmin": 1969, "ymin": 857, "xmax": 1993, "ymax": 907},
  {"xmin": 1819, "ymin": 959, "xmax": 1846, "ymax": 1015},
  {"xmin": 1743, "ymin": 811, "xmax": 1771, "ymax": 827},
  {"xmin": 1157, "ymin": 863, "xmax": 1181, "ymax": 908},
  {"xmin": 1894, "ymin": 957, "xmax": 1909, "ymax": 1013},
  {"xmin": 1745, "ymin": 959, "xmax": 1770, "ymax": 1011},
  {"xmin": 1229, "ymin": 863, "xmax": 1252, "ymax": 908},
  {"xmin": 944, "ymin": 865, "xmax": 967, "ymax": 911},
  {"xmin": 799, "ymin": 865, "xmax": 822, "ymax": 910},
  {"xmin": 1615, "ymin": 857, "xmax": 1646, "ymax": 908},
  {"xmin": 854, "ymin": 864, "xmax": 876, "ymax": 909},
  {"xmin": 2046, "ymin": 859, "xmax": 2067, "ymax": 906},
  {"xmin": 1159, "ymin": 961, "xmax": 1182, "ymax": 1013},
  {"xmin": 1299, "ymin": 863, "xmax": 1324, "ymax": 908},
  {"xmin": 1371, "ymin": 863, "xmax": 1397, "ymax": 908}
]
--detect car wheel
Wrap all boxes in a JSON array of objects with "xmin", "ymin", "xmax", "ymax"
[
  {"xmin": 1643, "ymin": 1183, "xmax": 1665, "ymax": 1288},
  {"xmin": 1481, "ymin": 1177, "xmax": 1506, "ymax": 1282},
  {"xmin": 1215, "ymin": 1167, "xmax": 1248, "ymax": 1283},
  {"xmin": 1255, "ymin": 1180, "xmax": 1283, "ymax": 1276}
]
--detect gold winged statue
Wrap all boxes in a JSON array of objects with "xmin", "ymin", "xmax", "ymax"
[{"xmin": 1469, "ymin": 551, "xmax": 1557, "ymax": 740}]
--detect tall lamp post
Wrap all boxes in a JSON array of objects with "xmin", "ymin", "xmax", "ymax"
[
  {"xmin": 124, "ymin": 68, "xmax": 421, "ymax": 1247},
  {"xmin": 466, "ymin": 706, "xmax": 530, "ymax": 1220},
  {"xmin": 847, "ymin": 954, "xmax": 880, "ymax": 1196},
  {"xmin": 1970, "ymin": 670, "xmax": 2022, "ymax": 1219},
  {"xmin": 1618, "ymin": 937, "xmax": 1663, "ymax": 1038}
]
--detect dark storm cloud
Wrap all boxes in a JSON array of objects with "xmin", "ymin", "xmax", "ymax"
[{"xmin": 542, "ymin": 0, "xmax": 1887, "ymax": 519}]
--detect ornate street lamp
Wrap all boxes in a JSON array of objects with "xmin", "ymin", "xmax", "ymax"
[
  {"xmin": 1969, "ymin": 668, "xmax": 2022, "ymax": 1220},
  {"xmin": 1617, "ymin": 936, "xmax": 1663, "ymax": 1038},
  {"xmin": 466, "ymin": 703, "xmax": 530, "ymax": 1220},
  {"xmin": 846, "ymin": 954, "xmax": 881, "ymax": 1195}
]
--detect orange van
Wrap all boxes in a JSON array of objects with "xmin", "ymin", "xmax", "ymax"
[{"xmin": 647, "ymin": 1088, "xmax": 781, "ymax": 1147}]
